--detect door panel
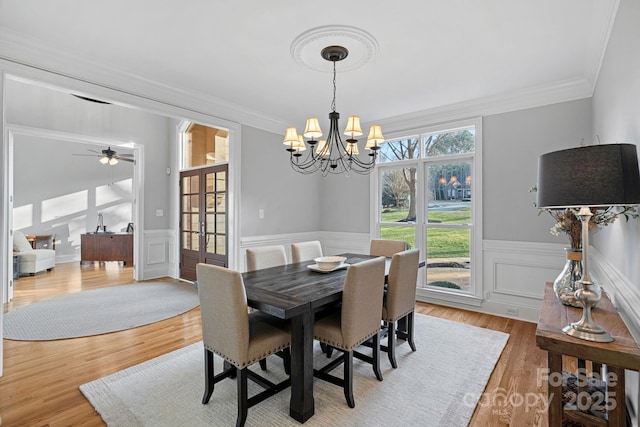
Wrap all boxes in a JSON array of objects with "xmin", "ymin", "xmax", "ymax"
[{"xmin": 179, "ymin": 165, "xmax": 228, "ymax": 281}]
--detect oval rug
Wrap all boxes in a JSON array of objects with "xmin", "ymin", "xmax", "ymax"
[{"xmin": 3, "ymin": 282, "xmax": 199, "ymax": 341}]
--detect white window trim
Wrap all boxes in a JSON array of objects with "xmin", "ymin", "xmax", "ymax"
[{"xmin": 370, "ymin": 117, "xmax": 484, "ymax": 306}]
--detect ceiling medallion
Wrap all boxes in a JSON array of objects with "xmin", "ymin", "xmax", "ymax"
[{"xmin": 290, "ymin": 25, "xmax": 379, "ymax": 73}]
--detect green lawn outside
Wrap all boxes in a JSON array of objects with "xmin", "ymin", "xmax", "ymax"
[{"xmin": 380, "ymin": 208, "xmax": 470, "ymax": 258}]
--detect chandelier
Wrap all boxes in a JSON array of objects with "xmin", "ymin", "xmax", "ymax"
[{"xmin": 283, "ymin": 45, "xmax": 384, "ymax": 176}]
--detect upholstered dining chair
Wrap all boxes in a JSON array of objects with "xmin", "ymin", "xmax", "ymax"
[
  {"xmin": 313, "ymin": 256, "xmax": 386, "ymax": 408},
  {"xmin": 382, "ymin": 249, "xmax": 420, "ymax": 368},
  {"xmin": 369, "ymin": 239, "xmax": 407, "ymax": 258},
  {"xmin": 196, "ymin": 263, "xmax": 291, "ymax": 427},
  {"xmin": 291, "ymin": 240, "xmax": 323, "ymax": 263},
  {"xmin": 246, "ymin": 245, "xmax": 287, "ymax": 271}
]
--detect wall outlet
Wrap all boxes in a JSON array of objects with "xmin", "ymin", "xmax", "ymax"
[
  {"xmin": 259, "ymin": 209, "xmax": 264, "ymax": 219},
  {"xmin": 506, "ymin": 307, "xmax": 519, "ymax": 316}
]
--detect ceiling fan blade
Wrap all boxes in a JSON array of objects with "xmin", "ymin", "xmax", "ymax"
[
  {"xmin": 118, "ymin": 153, "xmax": 134, "ymax": 157},
  {"xmin": 87, "ymin": 149, "xmax": 103, "ymax": 154},
  {"xmin": 72, "ymin": 153, "xmax": 101, "ymax": 157},
  {"xmin": 115, "ymin": 156, "xmax": 135, "ymax": 163}
]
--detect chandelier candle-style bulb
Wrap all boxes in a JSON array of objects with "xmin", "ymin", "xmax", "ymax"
[
  {"xmin": 283, "ymin": 127, "xmax": 300, "ymax": 151},
  {"xmin": 304, "ymin": 118, "xmax": 322, "ymax": 141},
  {"xmin": 345, "ymin": 142, "xmax": 359, "ymax": 155},
  {"xmin": 344, "ymin": 116, "xmax": 363, "ymax": 140},
  {"xmin": 293, "ymin": 134, "xmax": 307, "ymax": 156},
  {"xmin": 365, "ymin": 125, "xmax": 384, "ymax": 150}
]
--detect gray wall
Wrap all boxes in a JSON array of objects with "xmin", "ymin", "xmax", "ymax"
[
  {"xmin": 5, "ymin": 79, "xmax": 172, "ymax": 230},
  {"xmin": 591, "ymin": 0, "xmax": 640, "ymax": 285},
  {"xmin": 483, "ymin": 98, "xmax": 593, "ymax": 243},
  {"xmin": 239, "ymin": 124, "xmax": 371, "ymax": 236},
  {"xmin": 240, "ymin": 125, "xmax": 322, "ymax": 236}
]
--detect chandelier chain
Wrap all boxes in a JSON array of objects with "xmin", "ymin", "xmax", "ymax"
[{"xmin": 331, "ymin": 60, "xmax": 337, "ymax": 113}]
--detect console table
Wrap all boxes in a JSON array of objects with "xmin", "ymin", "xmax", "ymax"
[
  {"xmin": 81, "ymin": 233, "xmax": 133, "ymax": 265},
  {"xmin": 536, "ymin": 282, "xmax": 640, "ymax": 426}
]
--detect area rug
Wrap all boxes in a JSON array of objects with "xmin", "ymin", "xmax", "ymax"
[
  {"xmin": 80, "ymin": 314, "xmax": 509, "ymax": 426},
  {"xmin": 3, "ymin": 282, "xmax": 199, "ymax": 340}
]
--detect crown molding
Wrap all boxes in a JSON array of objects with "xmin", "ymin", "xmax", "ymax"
[
  {"xmin": 373, "ymin": 78, "xmax": 594, "ymax": 134},
  {"xmin": 0, "ymin": 28, "xmax": 288, "ymax": 134}
]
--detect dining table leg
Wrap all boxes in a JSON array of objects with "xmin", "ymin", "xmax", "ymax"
[{"xmin": 289, "ymin": 308, "xmax": 315, "ymax": 422}]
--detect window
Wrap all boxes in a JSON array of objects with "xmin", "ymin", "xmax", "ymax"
[
  {"xmin": 373, "ymin": 119, "xmax": 482, "ymax": 301},
  {"xmin": 181, "ymin": 123, "xmax": 229, "ymax": 169}
]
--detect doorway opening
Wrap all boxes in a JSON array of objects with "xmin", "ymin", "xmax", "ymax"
[{"xmin": 178, "ymin": 123, "xmax": 230, "ymax": 281}]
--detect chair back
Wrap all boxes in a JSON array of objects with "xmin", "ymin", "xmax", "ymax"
[
  {"xmin": 197, "ymin": 263, "xmax": 250, "ymax": 365},
  {"xmin": 246, "ymin": 245, "xmax": 287, "ymax": 271},
  {"xmin": 291, "ymin": 240, "xmax": 323, "ymax": 263},
  {"xmin": 340, "ymin": 257, "xmax": 386, "ymax": 348},
  {"xmin": 13, "ymin": 230, "xmax": 34, "ymax": 253},
  {"xmin": 369, "ymin": 239, "xmax": 407, "ymax": 258},
  {"xmin": 385, "ymin": 249, "xmax": 420, "ymax": 321}
]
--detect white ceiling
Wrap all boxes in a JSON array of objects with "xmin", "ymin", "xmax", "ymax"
[{"xmin": 0, "ymin": 0, "xmax": 618, "ymax": 134}]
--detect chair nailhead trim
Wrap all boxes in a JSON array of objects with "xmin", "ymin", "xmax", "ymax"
[
  {"xmin": 314, "ymin": 331, "xmax": 378, "ymax": 352},
  {"xmin": 204, "ymin": 342, "xmax": 290, "ymax": 369}
]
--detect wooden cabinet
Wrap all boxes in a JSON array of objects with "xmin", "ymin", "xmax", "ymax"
[{"xmin": 81, "ymin": 233, "xmax": 133, "ymax": 265}]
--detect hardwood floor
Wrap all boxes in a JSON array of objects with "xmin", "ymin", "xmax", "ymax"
[{"xmin": 1, "ymin": 262, "xmax": 549, "ymax": 426}]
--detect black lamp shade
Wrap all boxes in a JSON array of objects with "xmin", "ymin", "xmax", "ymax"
[{"xmin": 537, "ymin": 143, "xmax": 640, "ymax": 208}]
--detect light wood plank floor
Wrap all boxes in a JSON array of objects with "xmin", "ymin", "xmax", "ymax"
[{"xmin": 1, "ymin": 262, "xmax": 550, "ymax": 426}]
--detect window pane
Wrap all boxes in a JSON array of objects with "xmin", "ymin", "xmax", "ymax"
[
  {"xmin": 216, "ymin": 194, "xmax": 226, "ymax": 213},
  {"xmin": 206, "ymin": 234, "xmax": 216, "ymax": 253},
  {"xmin": 424, "ymin": 228, "xmax": 470, "ymax": 291},
  {"xmin": 189, "ymin": 195, "xmax": 199, "ymax": 213},
  {"xmin": 424, "ymin": 128, "xmax": 475, "ymax": 158},
  {"xmin": 206, "ymin": 173, "xmax": 215, "ymax": 192},
  {"xmin": 380, "ymin": 167, "xmax": 417, "ymax": 223},
  {"xmin": 182, "ymin": 123, "xmax": 229, "ymax": 169},
  {"xmin": 206, "ymin": 194, "xmax": 216, "ymax": 213},
  {"xmin": 182, "ymin": 176, "xmax": 191, "ymax": 193},
  {"xmin": 190, "ymin": 175, "xmax": 199, "ymax": 193},
  {"xmin": 379, "ymin": 226, "xmax": 415, "ymax": 250},
  {"xmin": 378, "ymin": 137, "xmax": 420, "ymax": 163},
  {"xmin": 217, "ymin": 235, "xmax": 226, "ymax": 255},
  {"xmin": 216, "ymin": 173, "xmax": 226, "ymax": 192},
  {"xmin": 216, "ymin": 213, "xmax": 226, "ymax": 233},
  {"xmin": 427, "ymin": 162, "xmax": 472, "ymax": 225}
]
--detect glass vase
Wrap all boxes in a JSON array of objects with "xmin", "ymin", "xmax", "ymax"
[{"xmin": 554, "ymin": 248, "xmax": 583, "ymax": 307}]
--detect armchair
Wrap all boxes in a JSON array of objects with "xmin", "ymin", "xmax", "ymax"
[{"xmin": 13, "ymin": 230, "xmax": 56, "ymax": 276}]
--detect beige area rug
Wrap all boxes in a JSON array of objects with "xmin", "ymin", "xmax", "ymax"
[
  {"xmin": 80, "ymin": 314, "xmax": 509, "ymax": 426},
  {"xmin": 3, "ymin": 282, "xmax": 199, "ymax": 340}
]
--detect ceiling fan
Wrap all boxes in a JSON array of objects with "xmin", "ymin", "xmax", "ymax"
[{"xmin": 73, "ymin": 146, "xmax": 135, "ymax": 165}]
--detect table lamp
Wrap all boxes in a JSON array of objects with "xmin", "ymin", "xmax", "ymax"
[{"xmin": 537, "ymin": 143, "xmax": 640, "ymax": 342}]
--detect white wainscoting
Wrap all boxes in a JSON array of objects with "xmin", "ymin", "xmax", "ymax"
[
  {"xmin": 140, "ymin": 229, "xmax": 175, "ymax": 280},
  {"xmin": 589, "ymin": 246, "xmax": 640, "ymax": 425},
  {"xmin": 480, "ymin": 239, "xmax": 567, "ymax": 322}
]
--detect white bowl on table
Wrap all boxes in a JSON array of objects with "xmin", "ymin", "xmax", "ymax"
[{"xmin": 314, "ymin": 256, "xmax": 347, "ymax": 271}]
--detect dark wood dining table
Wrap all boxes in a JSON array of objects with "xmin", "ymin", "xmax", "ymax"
[{"xmin": 242, "ymin": 253, "xmax": 382, "ymax": 423}]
